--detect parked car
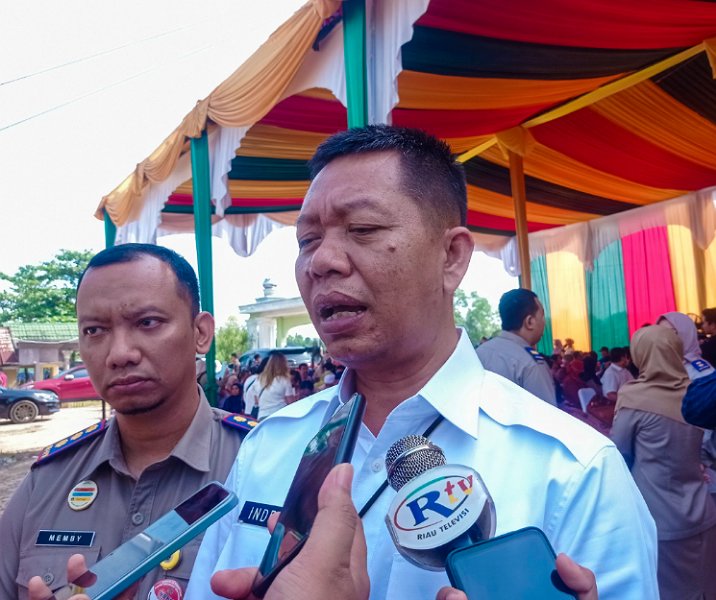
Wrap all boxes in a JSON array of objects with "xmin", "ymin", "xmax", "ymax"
[
  {"xmin": 239, "ymin": 347, "xmax": 316, "ymax": 370},
  {"xmin": 23, "ymin": 365, "xmax": 100, "ymax": 402},
  {"xmin": 0, "ymin": 386, "xmax": 60, "ymax": 423}
]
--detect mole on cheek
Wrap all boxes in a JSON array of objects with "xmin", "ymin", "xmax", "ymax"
[{"xmin": 387, "ymin": 244, "xmax": 397, "ymax": 253}]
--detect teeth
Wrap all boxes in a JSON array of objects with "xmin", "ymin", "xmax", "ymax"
[{"xmin": 325, "ymin": 309, "xmax": 362, "ymax": 321}]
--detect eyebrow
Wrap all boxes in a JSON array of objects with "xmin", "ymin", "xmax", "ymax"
[
  {"xmin": 78, "ymin": 305, "xmax": 171, "ymax": 324},
  {"xmin": 296, "ymin": 197, "xmax": 394, "ymax": 228}
]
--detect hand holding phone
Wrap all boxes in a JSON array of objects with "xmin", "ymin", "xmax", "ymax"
[
  {"xmin": 43, "ymin": 482, "xmax": 237, "ymax": 600},
  {"xmin": 445, "ymin": 527, "xmax": 579, "ymax": 599},
  {"xmin": 251, "ymin": 393, "xmax": 366, "ymax": 597}
]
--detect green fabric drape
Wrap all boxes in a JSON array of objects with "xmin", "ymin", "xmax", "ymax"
[
  {"xmin": 531, "ymin": 255, "xmax": 554, "ymax": 356},
  {"xmin": 586, "ymin": 240, "xmax": 630, "ymax": 351}
]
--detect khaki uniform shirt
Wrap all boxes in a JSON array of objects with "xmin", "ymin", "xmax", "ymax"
[
  {"xmin": 611, "ymin": 408, "xmax": 716, "ymax": 540},
  {"xmin": 476, "ymin": 331, "xmax": 556, "ymax": 405},
  {"xmin": 0, "ymin": 393, "xmax": 244, "ymax": 600}
]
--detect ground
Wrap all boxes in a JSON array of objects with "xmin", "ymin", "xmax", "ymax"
[{"xmin": 0, "ymin": 403, "xmax": 105, "ymax": 514}]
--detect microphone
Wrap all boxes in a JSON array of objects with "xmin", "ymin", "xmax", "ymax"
[{"xmin": 384, "ymin": 435, "xmax": 496, "ymax": 570}]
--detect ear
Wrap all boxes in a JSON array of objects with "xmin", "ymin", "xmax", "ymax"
[
  {"xmin": 194, "ymin": 311, "xmax": 215, "ymax": 354},
  {"xmin": 442, "ymin": 226, "xmax": 475, "ymax": 296}
]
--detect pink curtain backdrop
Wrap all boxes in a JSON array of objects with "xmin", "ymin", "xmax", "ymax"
[{"xmin": 621, "ymin": 226, "xmax": 676, "ymax": 335}]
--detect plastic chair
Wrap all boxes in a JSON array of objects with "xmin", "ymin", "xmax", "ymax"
[{"xmin": 578, "ymin": 388, "xmax": 596, "ymax": 413}]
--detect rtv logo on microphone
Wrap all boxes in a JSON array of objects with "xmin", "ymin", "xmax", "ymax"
[{"xmin": 387, "ymin": 465, "xmax": 489, "ymax": 550}]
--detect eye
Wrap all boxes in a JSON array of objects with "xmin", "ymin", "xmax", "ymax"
[
  {"xmin": 138, "ymin": 317, "xmax": 161, "ymax": 328},
  {"xmin": 298, "ymin": 235, "xmax": 319, "ymax": 250},
  {"xmin": 82, "ymin": 326, "xmax": 103, "ymax": 337},
  {"xmin": 349, "ymin": 225, "xmax": 379, "ymax": 235}
]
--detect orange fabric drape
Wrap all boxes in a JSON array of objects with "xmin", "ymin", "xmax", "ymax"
[
  {"xmin": 174, "ymin": 179, "xmax": 311, "ymax": 199},
  {"xmin": 593, "ymin": 81, "xmax": 716, "ymax": 171},
  {"xmin": 481, "ymin": 144, "xmax": 684, "ymax": 205},
  {"xmin": 466, "ymin": 186, "xmax": 596, "ymax": 225},
  {"xmin": 396, "ymin": 70, "xmax": 620, "ymax": 110},
  {"xmin": 97, "ymin": 0, "xmax": 340, "ymax": 225}
]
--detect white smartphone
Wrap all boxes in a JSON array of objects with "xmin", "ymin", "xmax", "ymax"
[{"xmin": 53, "ymin": 481, "xmax": 237, "ymax": 600}]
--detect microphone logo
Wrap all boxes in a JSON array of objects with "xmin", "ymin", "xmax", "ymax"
[{"xmin": 388, "ymin": 465, "xmax": 491, "ymax": 550}]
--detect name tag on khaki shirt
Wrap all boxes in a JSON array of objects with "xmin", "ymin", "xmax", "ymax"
[{"xmin": 36, "ymin": 530, "xmax": 96, "ymax": 546}]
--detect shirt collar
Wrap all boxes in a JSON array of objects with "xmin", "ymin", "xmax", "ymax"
[
  {"xmin": 79, "ymin": 386, "xmax": 214, "ymax": 478},
  {"xmin": 497, "ymin": 330, "xmax": 531, "ymax": 347},
  {"xmin": 336, "ymin": 328, "xmax": 483, "ymax": 439}
]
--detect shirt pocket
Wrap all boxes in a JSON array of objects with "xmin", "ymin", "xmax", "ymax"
[
  {"xmin": 219, "ymin": 521, "xmax": 271, "ymax": 570},
  {"xmin": 16, "ymin": 546, "xmax": 101, "ymax": 599},
  {"xmin": 384, "ymin": 552, "xmax": 450, "ymax": 600},
  {"xmin": 142, "ymin": 538, "xmax": 202, "ymax": 593}
]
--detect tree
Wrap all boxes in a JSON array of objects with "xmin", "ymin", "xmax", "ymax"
[
  {"xmin": 215, "ymin": 316, "xmax": 251, "ymax": 363},
  {"xmin": 453, "ymin": 289, "xmax": 500, "ymax": 342},
  {"xmin": 0, "ymin": 249, "xmax": 94, "ymax": 323},
  {"xmin": 284, "ymin": 333, "xmax": 321, "ymax": 348}
]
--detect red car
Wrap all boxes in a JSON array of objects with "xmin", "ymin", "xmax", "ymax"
[{"xmin": 25, "ymin": 365, "xmax": 100, "ymax": 402}]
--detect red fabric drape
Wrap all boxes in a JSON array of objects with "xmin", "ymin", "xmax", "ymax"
[
  {"xmin": 532, "ymin": 109, "xmax": 716, "ymax": 190},
  {"xmin": 621, "ymin": 227, "xmax": 676, "ymax": 335},
  {"xmin": 466, "ymin": 210, "xmax": 556, "ymax": 233},
  {"xmin": 418, "ymin": 0, "xmax": 716, "ymax": 49}
]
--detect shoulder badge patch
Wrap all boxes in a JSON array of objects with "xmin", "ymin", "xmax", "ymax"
[
  {"xmin": 34, "ymin": 420, "xmax": 108, "ymax": 468},
  {"xmin": 691, "ymin": 359, "xmax": 710, "ymax": 373},
  {"xmin": 222, "ymin": 413, "xmax": 258, "ymax": 435},
  {"xmin": 524, "ymin": 346, "xmax": 545, "ymax": 363}
]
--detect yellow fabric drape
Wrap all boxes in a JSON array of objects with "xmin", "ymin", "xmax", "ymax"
[
  {"xmin": 97, "ymin": 0, "xmax": 339, "ymax": 225},
  {"xmin": 237, "ymin": 124, "xmax": 330, "ymax": 160},
  {"xmin": 495, "ymin": 127, "xmax": 535, "ymax": 158},
  {"xmin": 481, "ymin": 144, "xmax": 684, "ymax": 205},
  {"xmin": 705, "ymin": 238, "xmax": 716, "ymax": 308},
  {"xmin": 593, "ymin": 81, "xmax": 716, "ymax": 170},
  {"xmin": 174, "ymin": 179, "xmax": 310, "ymax": 199},
  {"xmin": 466, "ymin": 186, "xmax": 596, "ymax": 225},
  {"xmin": 666, "ymin": 225, "xmax": 702, "ymax": 316},
  {"xmin": 396, "ymin": 70, "xmax": 620, "ymax": 110},
  {"xmin": 545, "ymin": 251, "xmax": 591, "ymax": 351}
]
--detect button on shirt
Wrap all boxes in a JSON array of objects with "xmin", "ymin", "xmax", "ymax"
[
  {"xmin": 601, "ymin": 363, "xmax": 634, "ymax": 397},
  {"xmin": 476, "ymin": 330, "xmax": 556, "ymax": 405},
  {"xmin": 0, "ymin": 392, "xmax": 243, "ymax": 600},
  {"xmin": 188, "ymin": 330, "xmax": 658, "ymax": 600}
]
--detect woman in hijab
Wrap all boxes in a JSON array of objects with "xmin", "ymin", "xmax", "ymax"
[
  {"xmin": 658, "ymin": 311, "xmax": 715, "ymax": 380},
  {"xmin": 610, "ymin": 326, "xmax": 716, "ymax": 600}
]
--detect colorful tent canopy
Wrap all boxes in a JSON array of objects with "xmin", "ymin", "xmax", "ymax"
[{"xmin": 96, "ymin": 0, "xmax": 716, "ymax": 353}]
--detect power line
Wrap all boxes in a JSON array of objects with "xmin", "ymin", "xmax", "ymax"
[{"xmin": 0, "ymin": 43, "xmax": 211, "ymax": 133}]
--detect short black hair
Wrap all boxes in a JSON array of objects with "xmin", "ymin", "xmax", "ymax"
[
  {"xmin": 309, "ymin": 125, "xmax": 467, "ymax": 228},
  {"xmin": 610, "ymin": 347, "xmax": 627, "ymax": 363},
  {"xmin": 77, "ymin": 243, "xmax": 200, "ymax": 317},
  {"xmin": 499, "ymin": 288, "xmax": 540, "ymax": 331},
  {"xmin": 703, "ymin": 307, "xmax": 716, "ymax": 325},
  {"xmin": 600, "ymin": 346, "xmax": 609, "ymax": 353}
]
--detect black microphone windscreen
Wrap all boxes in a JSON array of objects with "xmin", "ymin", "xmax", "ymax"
[{"xmin": 385, "ymin": 435, "xmax": 446, "ymax": 491}]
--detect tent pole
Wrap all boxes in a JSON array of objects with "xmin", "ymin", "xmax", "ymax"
[
  {"xmin": 190, "ymin": 130, "xmax": 217, "ymax": 405},
  {"xmin": 103, "ymin": 210, "xmax": 116, "ymax": 248},
  {"xmin": 508, "ymin": 150, "xmax": 532, "ymax": 290},
  {"xmin": 343, "ymin": 0, "xmax": 368, "ymax": 127}
]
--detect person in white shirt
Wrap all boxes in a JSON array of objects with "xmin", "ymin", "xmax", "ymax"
[
  {"xmin": 244, "ymin": 352, "xmax": 295, "ymax": 420},
  {"xmin": 187, "ymin": 125, "xmax": 657, "ymax": 600},
  {"xmin": 600, "ymin": 347, "xmax": 634, "ymax": 402}
]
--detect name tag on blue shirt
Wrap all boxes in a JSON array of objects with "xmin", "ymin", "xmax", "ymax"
[
  {"xmin": 239, "ymin": 501, "xmax": 282, "ymax": 527},
  {"xmin": 691, "ymin": 359, "xmax": 710, "ymax": 372},
  {"xmin": 36, "ymin": 530, "xmax": 95, "ymax": 546}
]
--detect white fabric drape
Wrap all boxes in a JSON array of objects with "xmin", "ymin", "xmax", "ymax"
[{"xmin": 116, "ymin": 0, "xmax": 430, "ymax": 254}]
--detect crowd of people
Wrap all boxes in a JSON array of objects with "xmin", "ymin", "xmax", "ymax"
[
  {"xmin": 4, "ymin": 125, "xmax": 716, "ymax": 600},
  {"xmin": 475, "ymin": 289, "xmax": 716, "ymax": 598}
]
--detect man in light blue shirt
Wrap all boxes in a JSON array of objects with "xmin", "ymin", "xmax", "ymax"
[{"xmin": 188, "ymin": 126, "xmax": 657, "ymax": 600}]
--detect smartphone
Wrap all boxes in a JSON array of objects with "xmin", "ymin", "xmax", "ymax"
[
  {"xmin": 445, "ymin": 527, "xmax": 577, "ymax": 599},
  {"xmin": 53, "ymin": 482, "xmax": 237, "ymax": 600},
  {"xmin": 252, "ymin": 393, "xmax": 366, "ymax": 597}
]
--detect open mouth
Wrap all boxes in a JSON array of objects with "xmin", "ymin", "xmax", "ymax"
[{"xmin": 319, "ymin": 304, "xmax": 367, "ymax": 321}]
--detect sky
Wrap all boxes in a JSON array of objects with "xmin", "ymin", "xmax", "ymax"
[{"xmin": 0, "ymin": 0, "xmax": 516, "ymax": 335}]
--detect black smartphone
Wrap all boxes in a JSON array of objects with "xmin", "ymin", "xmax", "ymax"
[
  {"xmin": 445, "ymin": 527, "xmax": 577, "ymax": 599},
  {"xmin": 53, "ymin": 482, "xmax": 237, "ymax": 600},
  {"xmin": 251, "ymin": 393, "xmax": 366, "ymax": 597}
]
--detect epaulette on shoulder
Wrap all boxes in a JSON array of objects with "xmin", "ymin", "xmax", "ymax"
[
  {"xmin": 222, "ymin": 413, "xmax": 258, "ymax": 436},
  {"xmin": 33, "ymin": 420, "xmax": 108, "ymax": 468}
]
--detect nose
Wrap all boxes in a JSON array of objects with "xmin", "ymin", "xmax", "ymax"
[
  {"xmin": 306, "ymin": 232, "xmax": 352, "ymax": 280},
  {"xmin": 105, "ymin": 328, "xmax": 141, "ymax": 369}
]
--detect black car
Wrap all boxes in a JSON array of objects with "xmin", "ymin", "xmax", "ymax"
[{"xmin": 0, "ymin": 386, "xmax": 60, "ymax": 424}]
